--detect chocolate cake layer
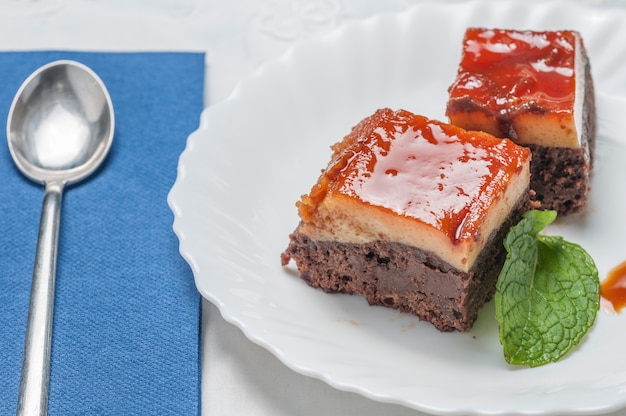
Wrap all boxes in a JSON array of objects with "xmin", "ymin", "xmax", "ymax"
[
  {"xmin": 282, "ymin": 192, "xmax": 530, "ymax": 332},
  {"xmin": 528, "ymin": 145, "xmax": 590, "ymax": 214}
]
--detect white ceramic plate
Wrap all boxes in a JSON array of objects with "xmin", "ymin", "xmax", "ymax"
[{"xmin": 168, "ymin": 1, "xmax": 626, "ymax": 414}]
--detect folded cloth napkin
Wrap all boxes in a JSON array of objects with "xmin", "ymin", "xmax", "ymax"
[{"xmin": 0, "ymin": 52, "xmax": 204, "ymax": 415}]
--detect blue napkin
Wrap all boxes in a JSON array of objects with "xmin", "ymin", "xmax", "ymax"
[{"xmin": 0, "ymin": 52, "xmax": 204, "ymax": 415}]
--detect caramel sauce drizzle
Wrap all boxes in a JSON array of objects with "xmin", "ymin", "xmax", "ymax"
[{"xmin": 601, "ymin": 261, "xmax": 626, "ymax": 313}]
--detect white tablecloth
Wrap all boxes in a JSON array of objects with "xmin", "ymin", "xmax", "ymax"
[{"xmin": 1, "ymin": 1, "xmax": 625, "ymax": 414}]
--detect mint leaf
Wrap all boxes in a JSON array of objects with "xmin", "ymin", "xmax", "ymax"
[{"xmin": 495, "ymin": 210, "xmax": 600, "ymax": 367}]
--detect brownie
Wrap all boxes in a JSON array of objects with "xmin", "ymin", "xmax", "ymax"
[
  {"xmin": 282, "ymin": 192, "xmax": 530, "ymax": 332},
  {"xmin": 446, "ymin": 29, "xmax": 596, "ymax": 215}
]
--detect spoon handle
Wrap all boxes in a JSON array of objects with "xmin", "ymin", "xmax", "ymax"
[{"xmin": 17, "ymin": 181, "xmax": 64, "ymax": 416}]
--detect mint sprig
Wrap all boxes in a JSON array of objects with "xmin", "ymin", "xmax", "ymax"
[{"xmin": 495, "ymin": 210, "xmax": 600, "ymax": 367}]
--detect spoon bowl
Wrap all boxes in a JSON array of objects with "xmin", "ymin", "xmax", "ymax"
[
  {"xmin": 8, "ymin": 60, "xmax": 113, "ymax": 185},
  {"xmin": 7, "ymin": 60, "xmax": 114, "ymax": 416}
]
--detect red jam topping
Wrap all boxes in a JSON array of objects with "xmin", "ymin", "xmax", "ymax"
[
  {"xmin": 301, "ymin": 109, "xmax": 530, "ymax": 245},
  {"xmin": 448, "ymin": 28, "xmax": 577, "ymax": 115}
]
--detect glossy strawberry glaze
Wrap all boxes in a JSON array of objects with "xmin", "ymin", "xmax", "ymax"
[
  {"xmin": 448, "ymin": 28, "xmax": 577, "ymax": 115},
  {"xmin": 300, "ymin": 109, "xmax": 530, "ymax": 245}
]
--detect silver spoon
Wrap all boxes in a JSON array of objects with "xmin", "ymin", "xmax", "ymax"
[{"xmin": 7, "ymin": 60, "xmax": 114, "ymax": 416}]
